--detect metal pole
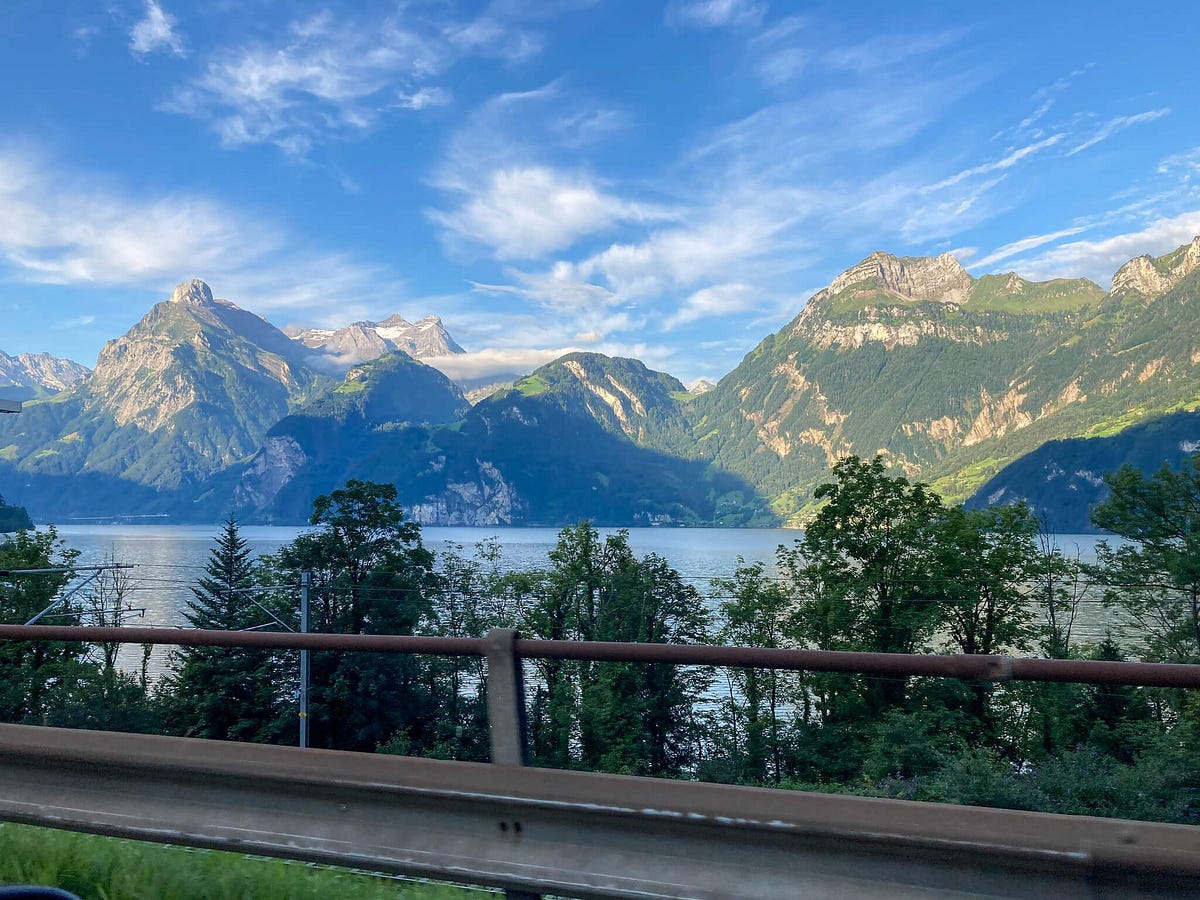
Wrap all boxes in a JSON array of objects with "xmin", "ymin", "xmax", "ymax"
[
  {"xmin": 299, "ymin": 572, "xmax": 310, "ymax": 750},
  {"xmin": 484, "ymin": 628, "xmax": 538, "ymax": 900}
]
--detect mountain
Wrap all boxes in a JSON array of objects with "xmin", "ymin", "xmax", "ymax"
[
  {"xmin": 7, "ymin": 238, "xmax": 1200, "ymax": 529},
  {"xmin": 236, "ymin": 351, "xmax": 772, "ymax": 526},
  {"xmin": 234, "ymin": 350, "xmax": 470, "ymax": 516},
  {"xmin": 0, "ymin": 280, "xmax": 331, "ymax": 518},
  {"xmin": 285, "ymin": 314, "xmax": 464, "ymax": 372},
  {"xmin": 683, "ymin": 239, "xmax": 1200, "ymax": 521},
  {"xmin": 968, "ymin": 409, "xmax": 1200, "ymax": 532},
  {"xmin": 0, "ymin": 350, "xmax": 90, "ymax": 401},
  {"xmin": 686, "ymin": 252, "xmax": 1102, "ymax": 518}
]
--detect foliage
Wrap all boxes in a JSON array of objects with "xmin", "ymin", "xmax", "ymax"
[
  {"xmin": 0, "ymin": 527, "xmax": 84, "ymax": 724},
  {"xmin": 160, "ymin": 518, "xmax": 292, "ymax": 742},
  {"xmin": 1092, "ymin": 455, "xmax": 1200, "ymax": 661},
  {"xmin": 521, "ymin": 523, "xmax": 711, "ymax": 776},
  {"xmin": 266, "ymin": 480, "xmax": 439, "ymax": 752}
]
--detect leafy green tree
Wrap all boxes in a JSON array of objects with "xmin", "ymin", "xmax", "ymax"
[
  {"xmin": 1092, "ymin": 456, "xmax": 1200, "ymax": 662},
  {"xmin": 712, "ymin": 560, "xmax": 792, "ymax": 783},
  {"xmin": 0, "ymin": 527, "xmax": 84, "ymax": 724},
  {"xmin": 161, "ymin": 518, "xmax": 291, "ymax": 742},
  {"xmin": 522, "ymin": 524, "xmax": 711, "ymax": 776},
  {"xmin": 779, "ymin": 455, "xmax": 945, "ymax": 716},
  {"xmin": 268, "ymin": 480, "xmax": 437, "ymax": 752}
]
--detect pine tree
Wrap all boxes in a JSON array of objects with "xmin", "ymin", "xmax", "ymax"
[{"xmin": 161, "ymin": 518, "xmax": 292, "ymax": 742}]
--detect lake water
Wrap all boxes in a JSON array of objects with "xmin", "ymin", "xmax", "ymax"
[{"xmin": 38, "ymin": 525, "xmax": 1118, "ymax": 672}]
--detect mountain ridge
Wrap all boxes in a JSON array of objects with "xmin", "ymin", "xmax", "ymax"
[{"xmin": 4, "ymin": 236, "xmax": 1200, "ymax": 527}]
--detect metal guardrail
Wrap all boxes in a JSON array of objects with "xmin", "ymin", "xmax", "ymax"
[
  {"xmin": 0, "ymin": 724, "xmax": 1198, "ymax": 899},
  {"xmin": 1, "ymin": 625, "xmax": 1200, "ymax": 896},
  {"xmin": 3, "ymin": 624, "xmax": 1200, "ymax": 687}
]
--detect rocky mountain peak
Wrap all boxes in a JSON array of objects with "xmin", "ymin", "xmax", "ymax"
[
  {"xmin": 1110, "ymin": 235, "xmax": 1200, "ymax": 298},
  {"xmin": 827, "ymin": 251, "xmax": 972, "ymax": 303},
  {"xmin": 170, "ymin": 279, "xmax": 215, "ymax": 305}
]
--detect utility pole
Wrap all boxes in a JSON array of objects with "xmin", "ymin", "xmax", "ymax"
[{"xmin": 299, "ymin": 571, "xmax": 310, "ymax": 749}]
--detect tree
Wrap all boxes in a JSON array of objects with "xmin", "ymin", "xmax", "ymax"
[
  {"xmin": 161, "ymin": 518, "xmax": 290, "ymax": 742},
  {"xmin": 1092, "ymin": 456, "xmax": 1200, "ymax": 662},
  {"xmin": 712, "ymin": 560, "xmax": 792, "ymax": 784},
  {"xmin": 521, "ymin": 524, "xmax": 711, "ymax": 776},
  {"xmin": 779, "ymin": 456, "xmax": 945, "ymax": 716},
  {"xmin": 268, "ymin": 481, "xmax": 437, "ymax": 752},
  {"xmin": 0, "ymin": 528, "xmax": 84, "ymax": 724}
]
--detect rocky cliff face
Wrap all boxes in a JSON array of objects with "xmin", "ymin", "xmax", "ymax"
[
  {"xmin": 1110, "ymin": 235, "xmax": 1200, "ymax": 297},
  {"xmin": 825, "ymin": 251, "xmax": 973, "ymax": 303},
  {"xmin": 0, "ymin": 350, "xmax": 90, "ymax": 394},
  {"xmin": 84, "ymin": 280, "xmax": 321, "ymax": 436},
  {"xmin": 687, "ymin": 239, "xmax": 1200, "ymax": 520}
]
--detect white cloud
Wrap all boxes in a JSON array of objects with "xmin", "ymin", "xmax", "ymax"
[
  {"xmin": 0, "ymin": 146, "xmax": 399, "ymax": 320},
  {"xmin": 573, "ymin": 202, "xmax": 801, "ymax": 298},
  {"xmin": 665, "ymin": 0, "xmax": 767, "ymax": 29},
  {"xmin": 432, "ymin": 166, "xmax": 668, "ymax": 260},
  {"xmin": 662, "ymin": 282, "xmax": 757, "ymax": 329},
  {"xmin": 55, "ymin": 314, "xmax": 97, "ymax": 329},
  {"xmin": 393, "ymin": 87, "xmax": 453, "ymax": 111},
  {"xmin": 970, "ymin": 226, "xmax": 1091, "ymax": 270},
  {"xmin": 1067, "ymin": 108, "xmax": 1170, "ymax": 157},
  {"xmin": 1013, "ymin": 211, "xmax": 1200, "ymax": 284},
  {"xmin": 929, "ymin": 134, "xmax": 1064, "ymax": 191},
  {"xmin": 164, "ymin": 11, "xmax": 451, "ymax": 154},
  {"xmin": 130, "ymin": 0, "xmax": 185, "ymax": 58},
  {"xmin": 424, "ymin": 347, "xmax": 575, "ymax": 382}
]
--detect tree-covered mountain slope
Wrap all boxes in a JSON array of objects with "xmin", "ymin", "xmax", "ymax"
[
  {"xmin": 236, "ymin": 351, "xmax": 773, "ymax": 526},
  {"xmin": 0, "ymin": 280, "xmax": 331, "ymax": 518},
  {"xmin": 686, "ymin": 238, "xmax": 1200, "ymax": 521},
  {"xmin": 233, "ymin": 350, "xmax": 469, "ymax": 515},
  {"xmin": 966, "ymin": 409, "xmax": 1200, "ymax": 532}
]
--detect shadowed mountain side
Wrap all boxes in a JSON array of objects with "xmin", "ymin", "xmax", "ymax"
[
  {"xmin": 235, "ymin": 355, "xmax": 775, "ymax": 526},
  {"xmin": 240, "ymin": 410, "xmax": 772, "ymax": 527},
  {"xmin": 967, "ymin": 409, "xmax": 1200, "ymax": 533}
]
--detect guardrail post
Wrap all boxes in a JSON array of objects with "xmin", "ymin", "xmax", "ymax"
[
  {"xmin": 485, "ymin": 628, "xmax": 538, "ymax": 900},
  {"xmin": 485, "ymin": 628, "xmax": 529, "ymax": 767}
]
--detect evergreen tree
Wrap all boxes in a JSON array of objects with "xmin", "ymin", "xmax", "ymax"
[{"xmin": 161, "ymin": 518, "xmax": 291, "ymax": 742}]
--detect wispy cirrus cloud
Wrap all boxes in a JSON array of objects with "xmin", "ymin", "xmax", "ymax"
[
  {"xmin": 163, "ymin": 11, "xmax": 444, "ymax": 155},
  {"xmin": 129, "ymin": 0, "xmax": 185, "ymax": 58},
  {"xmin": 162, "ymin": 6, "xmax": 548, "ymax": 156},
  {"xmin": 929, "ymin": 134, "xmax": 1065, "ymax": 191},
  {"xmin": 970, "ymin": 225, "xmax": 1091, "ymax": 270},
  {"xmin": 665, "ymin": 0, "xmax": 767, "ymax": 30},
  {"xmin": 1066, "ymin": 108, "xmax": 1171, "ymax": 156},
  {"xmin": 1008, "ymin": 210, "xmax": 1200, "ymax": 283}
]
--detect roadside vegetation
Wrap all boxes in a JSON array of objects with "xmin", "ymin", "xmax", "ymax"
[{"xmin": 0, "ymin": 822, "xmax": 484, "ymax": 899}]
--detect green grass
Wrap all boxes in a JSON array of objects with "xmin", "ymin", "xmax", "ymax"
[
  {"xmin": 0, "ymin": 823, "xmax": 487, "ymax": 900},
  {"xmin": 514, "ymin": 375, "xmax": 549, "ymax": 396}
]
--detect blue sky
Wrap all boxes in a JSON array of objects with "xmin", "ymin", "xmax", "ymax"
[{"xmin": 1, "ymin": 0, "xmax": 1198, "ymax": 384}]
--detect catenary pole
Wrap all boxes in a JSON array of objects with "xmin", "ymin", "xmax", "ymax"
[{"xmin": 299, "ymin": 571, "xmax": 310, "ymax": 749}]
